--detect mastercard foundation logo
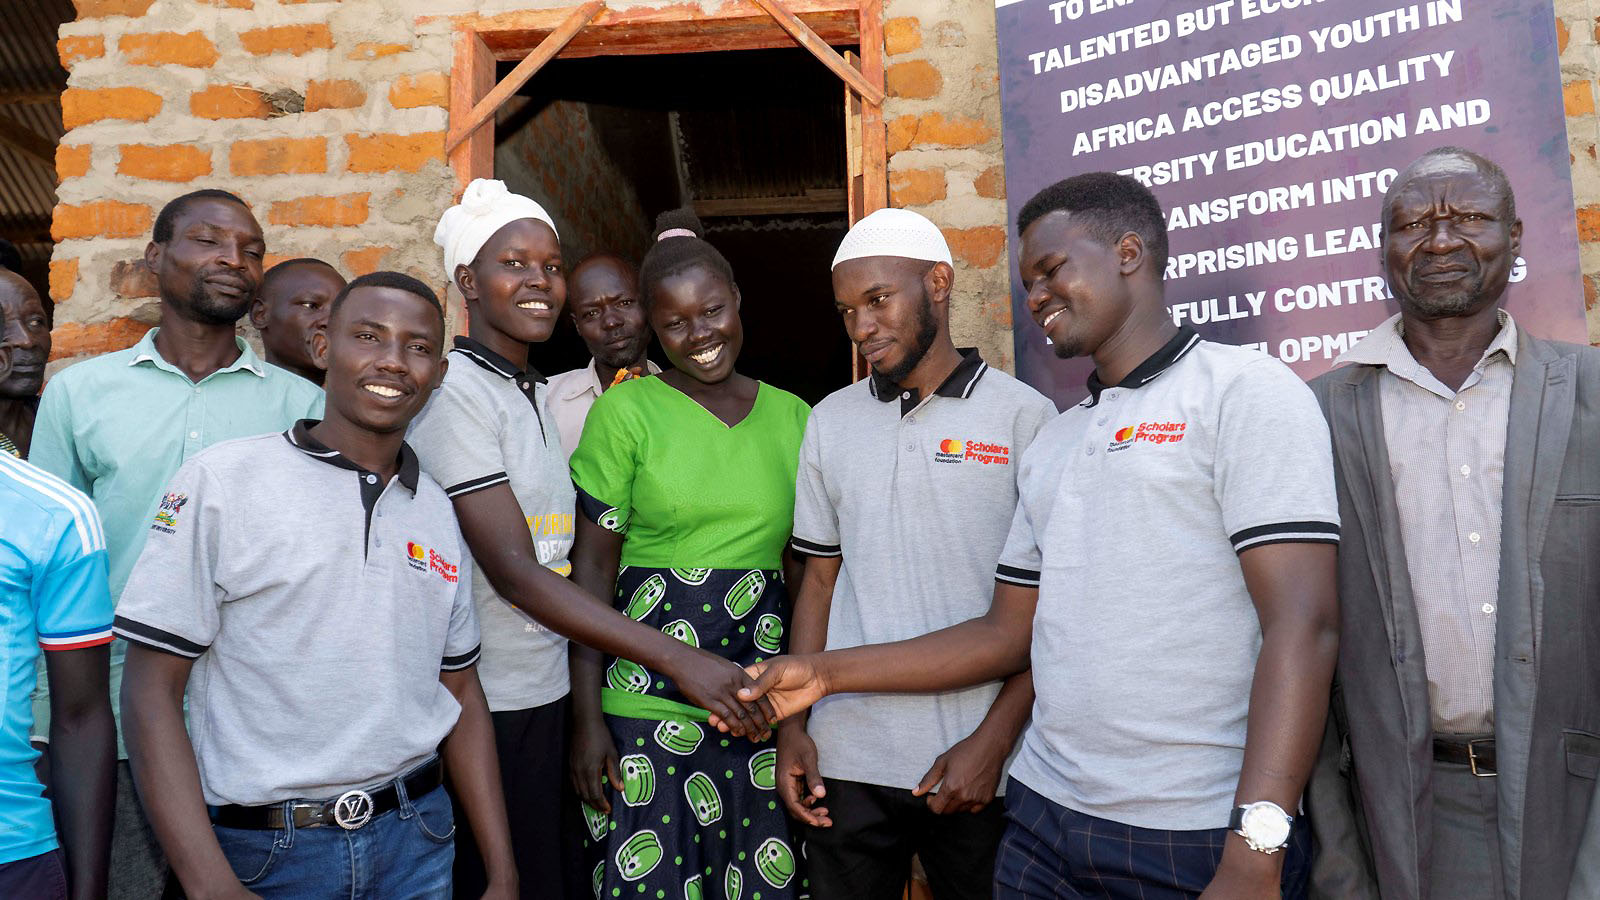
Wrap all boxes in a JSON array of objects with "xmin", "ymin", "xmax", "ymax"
[
  {"xmin": 1114, "ymin": 426, "xmax": 1135, "ymax": 442},
  {"xmin": 406, "ymin": 541, "xmax": 427, "ymax": 571},
  {"xmin": 939, "ymin": 439, "xmax": 965, "ymax": 455}
]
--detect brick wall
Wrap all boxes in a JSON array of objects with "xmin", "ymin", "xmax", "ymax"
[
  {"xmin": 44, "ymin": 0, "xmax": 1600, "ymax": 371},
  {"xmin": 494, "ymin": 96, "xmax": 651, "ymax": 265}
]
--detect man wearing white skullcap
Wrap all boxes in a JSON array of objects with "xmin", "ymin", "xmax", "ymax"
[
  {"xmin": 779, "ymin": 207, "xmax": 1056, "ymax": 899},
  {"xmin": 410, "ymin": 179, "xmax": 776, "ymax": 898}
]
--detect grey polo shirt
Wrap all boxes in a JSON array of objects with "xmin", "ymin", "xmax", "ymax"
[
  {"xmin": 113, "ymin": 423, "xmax": 480, "ymax": 807},
  {"xmin": 407, "ymin": 337, "xmax": 573, "ymax": 712},
  {"xmin": 792, "ymin": 352, "xmax": 1057, "ymax": 791},
  {"xmin": 997, "ymin": 328, "xmax": 1339, "ymax": 829}
]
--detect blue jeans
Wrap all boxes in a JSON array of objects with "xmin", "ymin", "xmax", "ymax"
[{"xmin": 212, "ymin": 780, "xmax": 455, "ymax": 899}]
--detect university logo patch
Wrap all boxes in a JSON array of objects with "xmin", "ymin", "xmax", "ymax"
[
  {"xmin": 1109, "ymin": 421, "xmax": 1187, "ymax": 452},
  {"xmin": 934, "ymin": 438, "xmax": 1011, "ymax": 465},
  {"xmin": 151, "ymin": 493, "xmax": 187, "ymax": 533}
]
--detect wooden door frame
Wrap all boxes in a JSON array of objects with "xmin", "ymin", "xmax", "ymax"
[{"xmin": 443, "ymin": 0, "xmax": 886, "ymax": 376}]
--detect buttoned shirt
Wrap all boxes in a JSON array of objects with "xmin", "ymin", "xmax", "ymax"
[
  {"xmin": 546, "ymin": 358, "xmax": 661, "ymax": 459},
  {"xmin": 28, "ymin": 328, "xmax": 324, "ymax": 752},
  {"xmin": 1333, "ymin": 311, "xmax": 1516, "ymax": 735}
]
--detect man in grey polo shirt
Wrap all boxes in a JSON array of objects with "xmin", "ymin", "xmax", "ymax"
[
  {"xmin": 117, "ymin": 273, "xmax": 516, "ymax": 899},
  {"xmin": 783, "ymin": 208, "xmax": 1054, "ymax": 899},
  {"xmin": 743, "ymin": 173, "xmax": 1341, "ymax": 898}
]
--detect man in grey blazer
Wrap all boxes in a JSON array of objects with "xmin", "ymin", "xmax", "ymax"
[{"xmin": 1307, "ymin": 145, "xmax": 1600, "ymax": 900}]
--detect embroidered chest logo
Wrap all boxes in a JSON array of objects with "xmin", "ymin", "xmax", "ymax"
[
  {"xmin": 1109, "ymin": 421, "xmax": 1187, "ymax": 452},
  {"xmin": 934, "ymin": 439, "xmax": 1011, "ymax": 465},
  {"xmin": 404, "ymin": 541, "xmax": 459, "ymax": 583},
  {"xmin": 151, "ymin": 493, "xmax": 188, "ymax": 534}
]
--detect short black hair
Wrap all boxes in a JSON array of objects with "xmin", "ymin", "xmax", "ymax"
[
  {"xmin": 152, "ymin": 189, "xmax": 251, "ymax": 244},
  {"xmin": 330, "ymin": 271, "xmax": 445, "ymax": 331},
  {"xmin": 1017, "ymin": 173, "xmax": 1169, "ymax": 275},
  {"xmin": 261, "ymin": 257, "xmax": 343, "ymax": 292},
  {"xmin": 639, "ymin": 208, "xmax": 735, "ymax": 303},
  {"xmin": 1381, "ymin": 146, "xmax": 1517, "ymax": 234}
]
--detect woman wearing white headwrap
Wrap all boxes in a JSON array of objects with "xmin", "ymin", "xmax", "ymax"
[{"xmin": 407, "ymin": 180, "xmax": 776, "ymax": 899}]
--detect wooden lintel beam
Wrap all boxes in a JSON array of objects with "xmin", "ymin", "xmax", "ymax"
[
  {"xmin": 0, "ymin": 114, "xmax": 56, "ymax": 168},
  {"xmin": 694, "ymin": 189, "xmax": 848, "ymax": 217},
  {"xmin": 444, "ymin": 0, "xmax": 604, "ymax": 155},
  {"xmin": 750, "ymin": 0, "xmax": 885, "ymax": 106},
  {"xmin": 0, "ymin": 90, "xmax": 62, "ymax": 105}
]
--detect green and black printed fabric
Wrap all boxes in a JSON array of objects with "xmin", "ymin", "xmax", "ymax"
[
  {"xmin": 569, "ymin": 376, "xmax": 811, "ymax": 900},
  {"xmin": 582, "ymin": 566, "xmax": 803, "ymax": 900}
]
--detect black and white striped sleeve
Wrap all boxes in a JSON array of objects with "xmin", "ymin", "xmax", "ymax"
[
  {"xmin": 112, "ymin": 616, "xmax": 210, "ymax": 659},
  {"xmin": 995, "ymin": 499, "xmax": 1043, "ymax": 588},
  {"xmin": 790, "ymin": 416, "xmax": 841, "ymax": 560}
]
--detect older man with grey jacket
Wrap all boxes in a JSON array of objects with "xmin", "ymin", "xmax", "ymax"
[{"xmin": 1306, "ymin": 146, "xmax": 1600, "ymax": 900}]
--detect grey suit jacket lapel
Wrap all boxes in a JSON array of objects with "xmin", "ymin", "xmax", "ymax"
[{"xmin": 1494, "ymin": 333, "xmax": 1573, "ymax": 896}]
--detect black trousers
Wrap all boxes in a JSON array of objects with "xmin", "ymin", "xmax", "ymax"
[
  {"xmin": 448, "ymin": 697, "xmax": 583, "ymax": 900},
  {"xmin": 801, "ymin": 777, "xmax": 1007, "ymax": 900}
]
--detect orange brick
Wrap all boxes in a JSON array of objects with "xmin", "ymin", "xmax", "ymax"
[
  {"xmin": 1565, "ymin": 80, "xmax": 1596, "ymax": 118},
  {"xmin": 888, "ymin": 168, "xmax": 946, "ymax": 206},
  {"xmin": 912, "ymin": 112, "xmax": 993, "ymax": 148},
  {"xmin": 240, "ymin": 24, "xmax": 333, "ymax": 57},
  {"xmin": 57, "ymin": 35, "xmax": 105, "ymax": 68},
  {"xmin": 191, "ymin": 84, "xmax": 273, "ymax": 119},
  {"xmin": 342, "ymin": 246, "xmax": 392, "ymax": 276},
  {"xmin": 974, "ymin": 165, "xmax": 1006, "ymax": 199},
  {"xmin": 943, "ymin": 226, "xmax": 1006, "ymax": 268},
  {"xmin": 305, "ymin": 79, "xmax": 366, "ymax": 111},
  {"xmin": 886, "ymin": 60, "xmax": 941, "ymax": 99},
  {"xmin": 72, "ymin": 0, "xmax": 155, "ymax": 17},
  {"xmin": 117, "ymin": 144, "xmax": 212, "ymax": 182},
  {"xmin": 884, "ymin": 17, "xmax": 921, "ymax": 56},
  {"xmin": 349, "ymin": 42, "xmax": 408, "ymax": 60},
  {"xmin": 61, "ymin": 87, "xmax": 162, "ymax": 128},
  {"xmin": 49, "ymin": 258, "xmax": 78, "ymax": 303},
  {"xmin": 1557, "ymin": 17, "xmax": 1571, "ymax": 56},
  {"xmin": 887, "ymin": 115, "xmax": 918, "ymax": 155},
  {"xmin": 52, "ymin": 200, "xmax": 152, "ymax": 241},
  {"xmin": 49, "ymin": 317, "xmax": 151, "ymax": 361},
  {"xmin": 110, "ymin": 259, "xmax": 158, "ymax": 298},
  {"xmin": 268, "ymin": 193, "xmax": 369, "ymax": 227},
  {"xmin": 388, "ymin": 72, "xmax": 449, "ymax": 109},
  {"xmin": 1578, "ymin": 205, "xmax": 1600, "ymax": 243},
  {"xmin": 344, "ymin": 132, "xmax": 444, "ymax": 174},
  {"xmin": 56, "ymin": 144, "xmax": 92, "ymax": 179},
  {"xmin": 230, "ymin": 137, "xmax": 327, "ymax": 176},
  {"xmin": 119, "ymin": 32, "xmax": 218, "ymax": 68}
]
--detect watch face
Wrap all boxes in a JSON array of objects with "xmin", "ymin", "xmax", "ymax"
[{"xmin": 1241, "ymin": 804, "xmax": 1292, "ymax": 847}]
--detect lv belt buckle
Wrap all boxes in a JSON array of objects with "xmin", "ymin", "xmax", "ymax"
[
  {"xmin": 332, "ymin": 789, "xmax": 375, "ymax": 829},
  {"xmin": 1468, "ymin": 738, "xmax": 1496, "ymax": 778}
]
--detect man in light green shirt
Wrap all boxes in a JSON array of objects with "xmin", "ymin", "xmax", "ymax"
[{"xmin": 28, "ymin": 189, "xmax": 322, "ymax": 898}]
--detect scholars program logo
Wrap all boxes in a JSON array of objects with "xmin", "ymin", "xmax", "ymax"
[{"xmin": 934, "ymin": 438, "xmax": 1011, "ymax": 465}]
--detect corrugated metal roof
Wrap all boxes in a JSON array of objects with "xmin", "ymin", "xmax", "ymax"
[{"xmin": 0, "ymin": 0, "xmax": 72, "ymax": 250}]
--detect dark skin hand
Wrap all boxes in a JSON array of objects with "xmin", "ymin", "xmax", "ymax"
[
  {"xmin": 912, "ymin": 670, "xmax": 1033, "ymax": 815},
  {"xmin": 440, "ymin": 666, "xmax": 518, "ymax": 899},
  {"xmin": 45, "ymin": 645, "xmax": 115, "ymax": 900}
]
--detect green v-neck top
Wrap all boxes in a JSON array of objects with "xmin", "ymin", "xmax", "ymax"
[{"xmin": 570, "ymin": 376, "xmax": 810, "ymax": 569}]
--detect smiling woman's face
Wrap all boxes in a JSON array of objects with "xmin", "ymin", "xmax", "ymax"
[
  {"xmin": 458, "ymin": 218, "xmax": 567, "ymax": 345},
  {"xmin": 649, "ymin": 265, "xmax": 743, "ymax": 385}
]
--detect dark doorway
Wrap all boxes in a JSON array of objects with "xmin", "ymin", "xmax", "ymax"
[{"xmin": 493, "ymin": 46, "xmax": 854, "ymax": 404}]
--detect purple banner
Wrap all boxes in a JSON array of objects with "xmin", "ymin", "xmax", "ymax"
[{"xmin": 995, "ymin": 0, "xmax": 1586, "ymax": 407}]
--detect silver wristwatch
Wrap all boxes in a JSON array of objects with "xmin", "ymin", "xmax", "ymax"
[{"xmin": 1228, "ymin": 800, "xmax": 1293, "ymax": 854}]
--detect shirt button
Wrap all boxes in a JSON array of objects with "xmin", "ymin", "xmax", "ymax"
[
  {"xmin": 905, "ymin": 442, "xmax": 915, "ymax": 452},
  {"xmin": 1096, "ymin": 417, "xmax": 1108, "ymax": 426},
  {"xmin": 1455, "ymin": 400, "xmax": 1466, "ymax": 411},
  {"xmin": 1459, "ymin": 464, "xmax": 1471, "ymax": 477},
  {"xmin": 188, "ymin": 431, "xmax": 198, "ymax": 439},
  {"xmin": 906, "ymin": 416, "xmax": 916, "ymax": 425},
  {"xmin": 365, "ymin": 474, "xmax": 378, "ymax": 484},
  {"xmin": 901, "ymin": 391, "xmax": 911, "ymax": 401},
  {"xmin": 1085, "ymin": 446, "xmax": 1095, "ymax": 456},
  {"xmin": 1469, "ymin": 532, "xmax": 1481, "ymax": 544},
  {"xmin": 375, "ymin": 538, "xmax": 383, "ymax": 548},
  {"xmin": 520, "ymin": 382, "xmax": 530, "ymax": 390},
  {"xmin": 1482, "ymin": 603, "xmax": 1496, "ymax": 615}
]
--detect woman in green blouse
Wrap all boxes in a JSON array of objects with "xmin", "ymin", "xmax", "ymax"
[{"xmin": 570, "ymin": 210, "xmax": 809, "ymax": 900}]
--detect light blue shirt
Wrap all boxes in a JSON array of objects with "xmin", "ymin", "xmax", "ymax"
[
  {"xmin": 28, "ymin": 328, "xmax": 323, "ymax": 753},
  {"xmin": 0, "ymin": 453, "xmax": 113, "ymax": 864}
]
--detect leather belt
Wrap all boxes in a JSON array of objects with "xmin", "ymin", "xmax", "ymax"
[
  {"xmin": 1433, "ymin": 736, "xmax": 1496, "ymax": 777},
  {"xmin": 210, "ymin": 758, "xmax": 442, "ymax": 830}
]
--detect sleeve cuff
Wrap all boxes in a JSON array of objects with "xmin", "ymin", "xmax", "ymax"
[
  {"xmin": 789, "ymin": 536, "xmax": 841, "ymax": 559},
  {"xmin": 444, "ymin": 472, "xmax": 510, "ymax": 499},
  {"xmin": 575, "ymin": 486, "xmax": 626, "ymax": 534},
  {"xmin": 441, "ymin": 644, "xmax": 481, "ymax": 672},
  {"xmin": 38, "ymin": 625, "xmax": 114, "ymax": 652},
  {"xmin": 112, "ymin": 616, "xmax": 209, "ymax": 659},
  {"xmin": 995, "ymin": 563, "xmax": 1041, "ymax": 587},
  {"xmin": 1230, "ymin": 521, "xmax": 1340, "ymax": 553}
]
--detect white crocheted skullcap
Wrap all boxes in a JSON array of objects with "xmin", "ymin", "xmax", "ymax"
[
  {"xmin": 831, "ymin": 207, "xmax": 953, "ymax": 270},
  {"xmin": 434, "ymin": 178, "xmax": 560, "ymax": 278}
]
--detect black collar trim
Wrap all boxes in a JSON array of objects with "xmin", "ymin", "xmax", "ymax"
[
  {"xmin": 868, "ymin": 349, "xmax": 988, "ymax": 416},
  {"xmin": 285, "ymin": 420, "xmax": 419, "ymax": 493},
  {"xmin": 453, "ymin": 336, "xmax": 546, "ymax": 384},
  {"xmin": 1082, "ymin": 327, "xmax": 1201, "ymax": 408}
]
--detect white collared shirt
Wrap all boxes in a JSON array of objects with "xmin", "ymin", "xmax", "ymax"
[{"xmin": 546, "ymin": 358, "xmax": 661, "ymax": 460}]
